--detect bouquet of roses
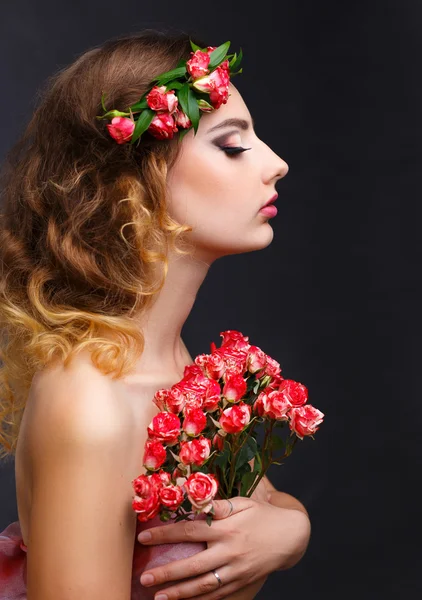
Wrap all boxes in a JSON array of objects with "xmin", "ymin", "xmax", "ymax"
[{"xmin": 131, "ymin": 330, "xmax": 324, "ymax": 527}]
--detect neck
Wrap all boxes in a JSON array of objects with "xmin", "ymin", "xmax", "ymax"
[{"xmin": 128, "ymin": 249, "xmax": 212, "ymax": 381}]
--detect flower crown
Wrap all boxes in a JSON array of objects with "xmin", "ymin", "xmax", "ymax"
[{"xmin": 96, "ymin": 39, "xmax": 243, "ymax": 146}]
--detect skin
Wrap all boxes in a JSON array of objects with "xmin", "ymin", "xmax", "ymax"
[{"xmin": 123, "ymin": 84, "xmax": 311, "ymax": 600}]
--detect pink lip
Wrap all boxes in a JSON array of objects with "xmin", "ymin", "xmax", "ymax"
[
  {"xmin": 262, "ymin": 193, "xmax": 278, "ymax": 208},
  {"xmin": 259, "ymin": 204, "xmax": 278, "ymax": 217}
]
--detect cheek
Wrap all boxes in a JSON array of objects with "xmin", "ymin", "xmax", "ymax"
[{"xmin": 167, "ymin": 153, "xmax": 248, "ymax": 227}]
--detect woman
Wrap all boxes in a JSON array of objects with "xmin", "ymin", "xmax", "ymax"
[{"xmin": 0, "ymin": 29, "xmax": 311, "ymax": 599}]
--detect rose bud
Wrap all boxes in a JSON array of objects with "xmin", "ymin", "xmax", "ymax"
[
  {"xmin": 106, "ymin": 116, "xmax": 135, "ymax": 144},
  {"xmin": 143, "ymin": 439, "xmax": 167, "ymax": 470},
  {"xmin": 223, "ymin": 373, "xmax": 247, "ymax": 403},
  {"xmin": 179, "ymin": 436, "xmax": 211, "ymax": 466},
  {"xmin": 246, "ymin": 346, "xmax": 267, "ymax": 374},
  {"xmin": 183, "ymin": 406, "xmax": 207, "ymax": 436}
]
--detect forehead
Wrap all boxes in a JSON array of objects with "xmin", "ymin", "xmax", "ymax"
[{"xmin": 197, "ymin": 83, "xmax": 252, "ymax": 133}]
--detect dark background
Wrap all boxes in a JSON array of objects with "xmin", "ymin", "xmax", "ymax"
[{"xmin": 1, "ymin": 1, "xmax": 421, "ymax": 598}]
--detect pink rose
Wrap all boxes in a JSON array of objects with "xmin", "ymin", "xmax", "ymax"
[
  {"xmin": 184, "ymin": 472, "xmax": 219, "ymax": 513},
  {"xmin": 149, "ymin": 470, "xmax": 172, "ymax": 488},
  {"xmin": 146, "ymin": 85, "xmax": 178, "ymax": 114},
  {"xmin": 196, "ymin": 352, "xmax": 226, "ymax": 380},
  {"xmin": 106, "ymin": 116, "xmax": 135, "ymax": 144},
  {"xmin": 192, "ymin": 65, "xmax": 230, "ymax": 109},
  {"xmin": 279, "ymin": 379, "xmax": 308, "ymax": 407},
  {"xmin": 148, "ymin": 112, "xmax": 178, "ymax": 140},
  {"xmin": 174, "ymin": 107, "xmax": 192, "ymax": 129},
  {"xmin": 246, "ymin": 346, "xmax": 267, "ymax": 374},
  {"xmin": 256, "ymin": 354, "xmax": 283, "ymax": 380},
  {"xmin": 183, "ymin": 407, "xmax": 207, "ymax": 437},
  {"xmin": 219, "ymin": 401, "xmax": 251, "ymax": 434},
  {"xmin": 186, "ymin": 49, "xmax": 211, "ymax": 79},
  {"xmin": 153, "ymin": 386, "xmax": 185, "ymax": 414},
  {"xmin": 223, "ymin": 373, "xmax": 247, "ymax": 403},
  {"xmin": 143, "ymin": 439, "xmax": 167, "ymax": 470},
  {"xmin": 254, "ymin": 389, "xmax": 291, "ymax": 421},
  {"xmin": 131, "ymin": 475, "xmax": 161, "ymax": 522},
  {"xmin": 159, "ymin": 484, "xmax": 185, "ymax": 510},
  {"xmin": 179, "ymin": 436, "xmax": 211, "ymax": 466},
  {"xmin": 147, "ymin": 412, "xmax": 181, "ymax": 445},
  {"xmin": 288, "ymin": 405, "xmax": 325, "ymax": 439}
]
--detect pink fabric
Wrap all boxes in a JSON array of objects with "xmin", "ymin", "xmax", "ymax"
[{"xmin": 0, "ymin": 515, "xmax": 207, "ymax": 600}]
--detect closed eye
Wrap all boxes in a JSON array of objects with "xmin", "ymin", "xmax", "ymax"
[{"xmin": 220, "ymin": 146, "xmax": 252, "ymax": 156}]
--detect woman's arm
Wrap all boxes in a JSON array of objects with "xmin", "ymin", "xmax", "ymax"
[{"xmin": 26, "ymin": 370, "xmax": 140, "ymax": 600}]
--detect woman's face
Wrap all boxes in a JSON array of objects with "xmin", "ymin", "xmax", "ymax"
[{"xmin": 166, "ymin": 83, "xmax": 289, "ymax": 263}]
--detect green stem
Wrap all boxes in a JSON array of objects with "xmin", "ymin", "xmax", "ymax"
[{"xmin": 245, "ymin": 419, "xmax": 274, "ymax": 497}]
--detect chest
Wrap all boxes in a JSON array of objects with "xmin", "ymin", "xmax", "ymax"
[{"xmin": 15, "ymin": 345, "xmax": 195, "ymax": 548}]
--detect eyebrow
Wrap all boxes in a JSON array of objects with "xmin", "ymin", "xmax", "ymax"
[{"xmin": 206, "ymin": 117, "xmax": 255, "ymax": 134}]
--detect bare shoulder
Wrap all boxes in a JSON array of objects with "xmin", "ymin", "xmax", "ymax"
[{"xmin": 24, "ymin": 351, "xmax": 149, "ymax": 600}]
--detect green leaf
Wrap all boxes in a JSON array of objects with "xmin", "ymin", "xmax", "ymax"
[
  {"xmin": 208, "ymin": 41, "xmax": 231, "ymax": 70},
  {"xmin": 187, "ymin": 86, "xmax": 200, "ymax": 134},
  {"xmin": 230, "ymin": 47, "xmax": 243, "ymax": 72},
  {"xmin": 178, "ymin": 127, "xmax": 191, "ymax": 142},
  {"xmin": 240, "ymin": 471, "xmax": 258, "ymax": 496},
  {"xmin": 130, "ymin": 109, "xmax": 155, "ymax": 144},
  {"xmin": 190, "ymin": 39, "xmax": 204, "ymax": 52},
  {"xmin": 128, "ymin": 97, "xmax": 149, "ymax": 112},
  {"xmin": 153, "ymin": 66, "xmax": 187, "ymax": 86},
  {"xmin": 235, "ymin": 436, "xmax": 257, "ymax": 470},
  {"xmin": 271, "ymin": 433, "xmax": 285, "ymax": 451}
]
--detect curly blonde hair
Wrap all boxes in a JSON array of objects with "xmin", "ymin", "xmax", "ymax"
[{"xmin": 0, "ymin": 28, "xmax": 208, "ymax": 461}]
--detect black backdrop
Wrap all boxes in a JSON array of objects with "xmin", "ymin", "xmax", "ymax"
[{"xmin": 1, "ymin": 1, "xmax": 420, "ymax": 598}]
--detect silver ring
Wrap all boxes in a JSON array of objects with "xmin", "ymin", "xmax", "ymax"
[
  {"xmin": 227, "ymin": 498, "xmax": 234, "ymax": 516},
  {"xmin": 212, "ymin": 569, "xmax": 223, "ymax": 587}
]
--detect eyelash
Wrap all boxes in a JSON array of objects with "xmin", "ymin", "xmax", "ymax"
[{"xmin": 220, "ymin": 146, "xmax": 251, "ymax": 157}]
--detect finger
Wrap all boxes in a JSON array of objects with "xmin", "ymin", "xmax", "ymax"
[
  {"xmin": 138, "ymin": 517, "xmax": 223, "ymax": 545},
  {"xmin": 210, "ymin": 496, "xmax": 254, "ymax": 520},
  {"xmin": 140, "ymin": 547, "xmax": 223, "ymax": 589},
  {"xmin": 150, "ymin": 564, "xmax": 238, "ymax": 600}
]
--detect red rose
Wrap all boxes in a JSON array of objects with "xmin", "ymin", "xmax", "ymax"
[
  {"xmin": 106, "ymin": 116, "xmax": 135, "ymax": 144},
  {"xmin": 174, "ymin": 107, "xmax": 192, "ymax": 129},
  {"xmin": 186, "ymin": 49, "xmax": 211, "ymax": 79},
  {"xmin": 254, "ymin": 389, "xmax": 291, "ymax": 421},
  {"xmin": 147, "ymin": 412, "xmax": 181, "ymax": 445},
  {"xmin": 143, "ymin": 439, "xmax": 167, "ymax": 470},
  {"xmin": 223, "ymin": 373, "xmax": 247, "ymax": 403},
  {"xmin": 212, "ymin": 432, "xmax": 225, "ymax": 452},
  {"xmin": 183, "ymin": 407, "xmax": 207, "ymax": 436},
  {"xmin": 196, "ymin": 352, "xmax": 226, "ymax": 380},
  {"xmin": 184, "ymin": 472, "xmax": 219, "ymax": 513},
  {"xmin": 153, "ymin": 386, "xmax": 186, "ymax": 414},
  {"xmin": 179, "ymin": 436, "xmax": 211, "ymax": 466},
  {"xmin": 159, "ymin": 484, "xmax": 185, "ymax": 510},
  {"xmin": 150, "ymin": 470, "xmax": 171, "ymax": 488},
  {"xmin": 131, "ymin": 475, "xmax": 161, "ymax": 522},
  {"xmin": 148, "ymin": 112, "xmax": 178, "ymax": 140},
  {"xmin": 146, "ymin": 85, "xmax": 178, "ymax": 113},
  {"xmin": 246, "ymin": 346, "xmax": 267, "ymax": 374},
  {"xmin": 288, "ymin": 405, "xmax": 325, "ymax": 439},
  {"xmin": 219, "ymin": 402, "xmax": 251, "ymax": 434},
  {"xmin": 279, "ymin": 379, "xmax": 308, "ymax": 407}
]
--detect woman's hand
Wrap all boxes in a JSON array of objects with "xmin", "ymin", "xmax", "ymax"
[{"xmin": 137, "ymin": 491, "xmax": 311, "ymax": 600}]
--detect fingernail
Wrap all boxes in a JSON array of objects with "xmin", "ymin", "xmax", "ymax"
[
  {"xmin": 155, "ymin": 595, "xmax": 168, "ymax": 600},
  {"xmin": 138, "ymin": 531, "xmax": 152, "ymax": 542},
  {"xmin": 141, "ymin": 573, "xmax": 155, "ymax": 586}
]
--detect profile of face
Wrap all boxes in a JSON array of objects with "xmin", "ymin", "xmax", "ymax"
[{"xmin": 166, "ymin": 83, "xmax": 289, "ymax": 263}]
